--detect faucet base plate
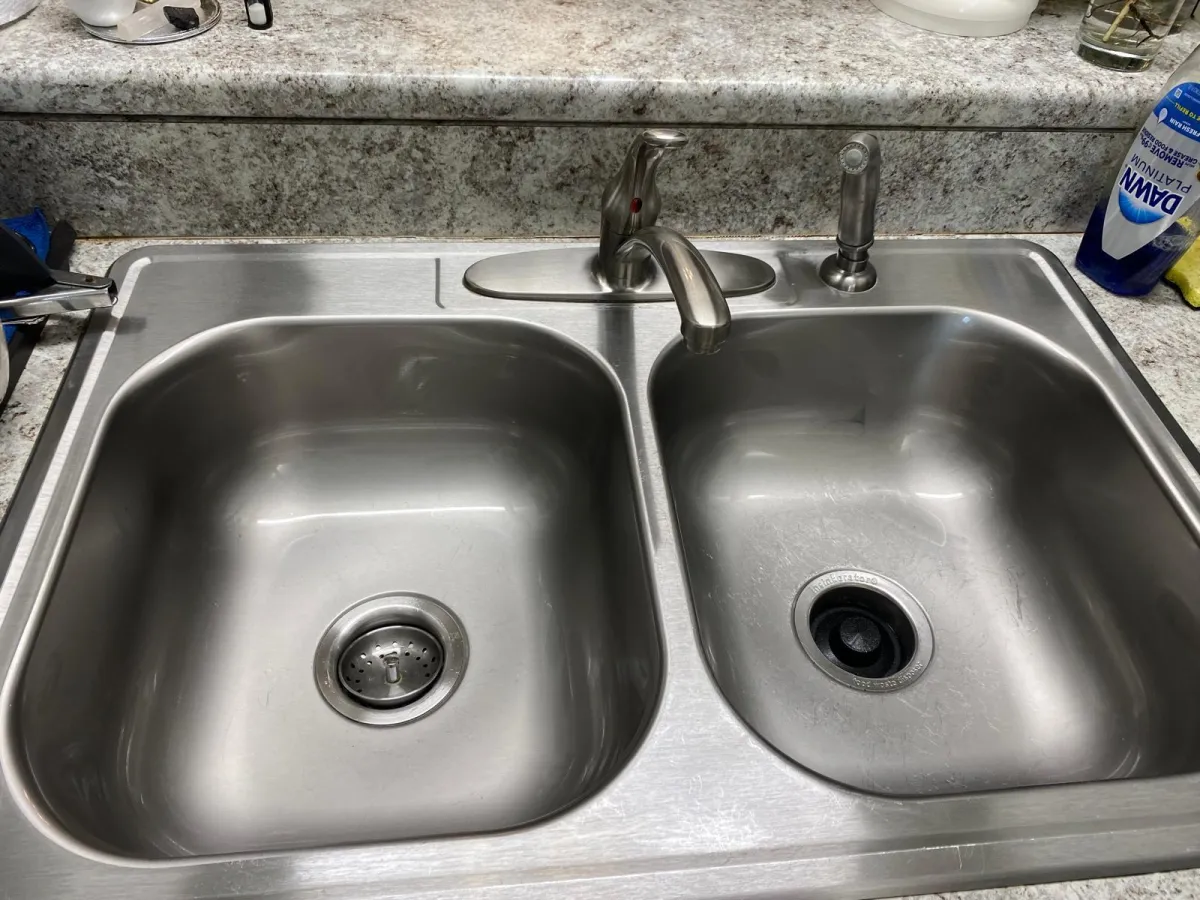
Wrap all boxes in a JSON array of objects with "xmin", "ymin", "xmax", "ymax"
[{"xmin": 463, "ymin": 247, "xmax": 775, "ymax": 302}]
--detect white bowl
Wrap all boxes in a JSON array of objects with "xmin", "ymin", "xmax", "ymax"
[
  {"xmin": 872, "ymin": 0, "xmax": 1040, "ymax": 36},
  {"xmin": 65, "ymin": 0, "xmax": 136, "ymax": 27}
]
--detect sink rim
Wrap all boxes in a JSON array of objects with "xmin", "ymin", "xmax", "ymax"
[{"xmin": 0, "ymin": 238, "xmax": 1197, "ymax": 899}]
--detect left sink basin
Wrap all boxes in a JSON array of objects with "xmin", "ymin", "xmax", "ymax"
[{"xmin": 10, "ymin": 318, "xmax": 661, "ymax": 858}]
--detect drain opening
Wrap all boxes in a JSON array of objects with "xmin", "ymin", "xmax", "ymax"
[
  {"xmin": 337, "ymin": 624, "xmax": 445, "ymax": 708},
  {"xmin": 315, "ymin": 592, "xmax": 468, "ymax": 726},
  {"xmin": 809, "ymin": 587, "xmax": 915, "ymax": 679},
  {"xmin": 793, "ymin": 570, "xmax": 933, "ymax": 693}
]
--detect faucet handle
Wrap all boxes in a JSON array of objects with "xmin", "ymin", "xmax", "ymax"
[{"xmin": 601, "ymin": 128, "xmax": 688, "ymax": 241}]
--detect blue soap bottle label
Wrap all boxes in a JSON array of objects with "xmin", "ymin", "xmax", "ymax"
[{"xmin": 1101, "ymin": 82, "xmax": 1200, "ymax": 260}]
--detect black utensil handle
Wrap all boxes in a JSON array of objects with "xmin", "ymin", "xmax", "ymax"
[{"xmin": 46, "ymin": 220, "xmax": 77, "ymax": 271}]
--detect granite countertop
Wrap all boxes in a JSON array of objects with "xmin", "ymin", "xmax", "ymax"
[
  {"xmin": 1, "ymin": 235, "xmax": 1200, "ymax": 900},
  {"xmin": 0, "ymin": 0, "xmax": 1194, "ymax": 126}
]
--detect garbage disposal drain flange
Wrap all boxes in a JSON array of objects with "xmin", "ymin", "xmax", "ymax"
[{"xmin": 793, "ymin": 570, "xmax": 933, "ymax": 693}]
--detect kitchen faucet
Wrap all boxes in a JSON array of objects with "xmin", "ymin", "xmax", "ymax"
[
  {"xmin": 597, "ymin": 129, "xmax": 729, "ymax": 353},
  {"xmin": 462, "ymin": 128, "xmax": 774, "ymax": 354}
]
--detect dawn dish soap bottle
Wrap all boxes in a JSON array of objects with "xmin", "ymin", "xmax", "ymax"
[{"xmin": 1077, "ymin": 45, "xmax": 1200, "ymax": 296}]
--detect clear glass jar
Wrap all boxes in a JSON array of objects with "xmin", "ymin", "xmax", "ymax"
[{"xmin": 1077, "ymin": 0, "xmax": 1187, "ymax": 71}]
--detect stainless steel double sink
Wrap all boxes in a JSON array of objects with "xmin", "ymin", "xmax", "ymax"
[{"xmin": 0, "ymin": 239, "xmax": 1198, "ymax": 899}]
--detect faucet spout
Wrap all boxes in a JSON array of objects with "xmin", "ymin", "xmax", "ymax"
[{"xmin": 615, "ymin": 226, "xmax": 731, "ymax": 354}]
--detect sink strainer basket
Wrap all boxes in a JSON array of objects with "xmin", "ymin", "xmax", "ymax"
[{"xmin": 337, "ymin": 624, "xmax": 445, "ymax": 708}]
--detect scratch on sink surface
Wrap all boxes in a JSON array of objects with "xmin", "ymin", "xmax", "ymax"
[{"xmin": 895, "ymin": 694, "xmax": 923, "ymax": 716}]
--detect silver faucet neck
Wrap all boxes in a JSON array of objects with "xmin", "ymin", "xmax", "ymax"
[{"xmin": 615, "ymin": 226, "xmax": 731, "ymax": 354}]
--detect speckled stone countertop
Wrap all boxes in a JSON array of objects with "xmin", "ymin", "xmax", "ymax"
[
  {"xmin": 0, "ymin": 0, "xmax": 1195, "ymax": 125},
  {"xmin": 1, "ymin": 234, "xmax": 1199, "ymax": 900}
]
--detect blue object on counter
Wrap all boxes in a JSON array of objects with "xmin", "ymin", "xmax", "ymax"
[
  {"xmin": 1074, "ymin": 59, "xmax": 1200, "ymax": 296},
  {"xmin": 1076, "ymin": 201, "xmax": 1195, "ymax": 296},
  {"xmin": 0, "ymin": 208, "xmax": 52, "ymax": 341}
]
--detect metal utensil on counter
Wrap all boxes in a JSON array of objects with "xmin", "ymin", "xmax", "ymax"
[{"xmin": 0, "ymin": 223, "xmax": 117, "ymax": 400}]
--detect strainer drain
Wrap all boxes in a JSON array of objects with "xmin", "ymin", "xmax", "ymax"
[
  {"xmin": 337, "ymin": 624, "xmax": 444, "ymax": 708},
  {"xmin": 315, "ymin": 592, "xmax": 468, "ymax": 726}
]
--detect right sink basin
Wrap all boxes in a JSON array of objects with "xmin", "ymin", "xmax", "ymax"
[{"xmin": 653, "ymin": 309, "xmax": 1200, "ymax": 796}]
